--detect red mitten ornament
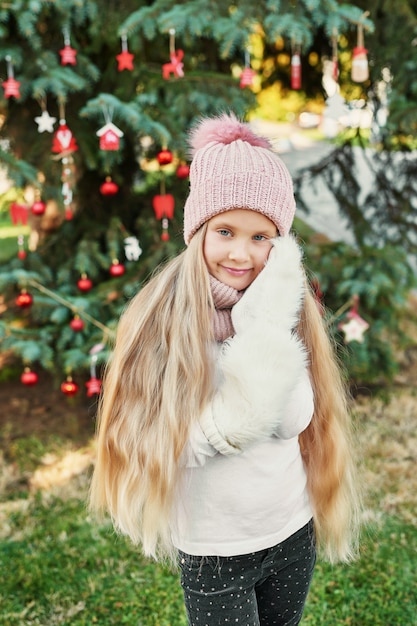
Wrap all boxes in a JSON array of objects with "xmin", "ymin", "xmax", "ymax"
[{"xmin": 52, "ymin": 120, "xmax": 78, "ymax": 154}]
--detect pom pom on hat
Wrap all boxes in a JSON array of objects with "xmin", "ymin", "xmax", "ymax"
[
  {"xmin": 188, "ymin": 113, "xmax": 272, "ymax": 156},
  {"xmin": 183, "ymin": 112, "xmax": 296, "ymax": 244}
]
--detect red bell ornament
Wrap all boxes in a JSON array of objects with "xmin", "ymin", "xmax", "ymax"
[
  {"xmin": 100, "ymin": 177, "xmax": 119, "ymax": 195},
  {"xmin": 77, "ymin": 275, "xmax": 93, "ymax": 292},
  {"xmin": 16, "ymin": 290, "xmax": 33, "ymax": 308},
  {"xmin": 31, "ymin": 200, "xmax": 46, "ymax": 216},
  {"xmin": 109, "ymin": 260, "xmax": 125, "ymax": 277},
  {"xmin": 70, "ymin": 316, "xmax": 85, "ymax": 331},
  {"xmin": 61, "ymin": 376, "xmax": 79, "ymax": 396},
  {"xmin": 176, "ymin": 163, "xmax": 190, "ymax": 179},
  {"xmin": 21, "ymin": 368, "xmax": 39, "ymax": 386},
  {"xmin": 157, "ymin": 149, "xmax": 173, "ymax": 166}
]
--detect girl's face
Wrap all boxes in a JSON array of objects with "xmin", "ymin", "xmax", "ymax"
[{"xmin": 203, "ymin": 208, "xmax": 277, "ymax": 291}]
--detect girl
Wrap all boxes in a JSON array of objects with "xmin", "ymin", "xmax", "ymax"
[{"xmin": 89, "ymin": 113, "xmax": 361, "ymax": 626}]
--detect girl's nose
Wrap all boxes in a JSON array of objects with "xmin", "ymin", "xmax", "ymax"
[{"xmin": 228, "ymin": 239, "xmax": 250, "ymax": 262}]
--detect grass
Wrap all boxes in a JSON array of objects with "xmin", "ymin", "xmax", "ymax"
[{"xmin": 1, "ymin": 488, "xmax": 416, "ymax": 626}]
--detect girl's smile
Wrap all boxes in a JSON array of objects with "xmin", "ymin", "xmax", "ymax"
[{"xmin": 203, "ymin": 208, "xmax": 278, "ymax": 290}]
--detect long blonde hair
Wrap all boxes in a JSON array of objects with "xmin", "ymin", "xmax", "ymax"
[{"xmin": 89, "ymin": 228, "xmax": 361, "ymax": 563}]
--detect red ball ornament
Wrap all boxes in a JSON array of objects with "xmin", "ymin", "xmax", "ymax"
[
  {"xmin": 61, "ymin": 377, "xmax": 79, "ymax": 396},
  {"xmin": 31, "ymin": 200, "xmax": 46, "ymax": 216},
  {"xmin": 70, "ymin": 316, "xmax": 85, "ymax": 332},
  {"xmin": 176, "ymin": 163, "xmax": 190, "ymax": 179},
  {"xmin": 100, "ymin": 177, "xmax": 119, "ymax": 195},
  {"xmin": 157, "ymin": 149, "xmax": 173, "ymax": 166},
  {"xmin": 17, "ymin": 250, "xmax": 27, "ymax": 260},
  {"xmin": 21, "ymin": 368, "xmax": 39, "ymax": 386},
  {"xmin": 16, "ymin": 291, "xmax": 33, "ymax": 308},
  {"xmin": 110, "ymin": 261, "xmax": 125, "ymax": 277},
  {"xmin": 77, "ymin": 275, "xmax": 93, "ymax": 292},
  {"xmin": 161, "ymin": 231, "xmax": 170, "ymax": 241}
]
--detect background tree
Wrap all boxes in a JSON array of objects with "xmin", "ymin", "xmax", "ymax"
[{"xmin": 1, "ymin": 0, "xmax": 414, "ymax": 394}]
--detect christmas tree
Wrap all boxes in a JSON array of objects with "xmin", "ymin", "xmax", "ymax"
[{"xmin": 0, "ymin": 0, "xmax": 414, "ymax": 393}]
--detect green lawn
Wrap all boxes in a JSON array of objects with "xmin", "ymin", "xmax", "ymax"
[{"xmin": 0, "ymin": 483, "xmax": 416, "ymax": 625}]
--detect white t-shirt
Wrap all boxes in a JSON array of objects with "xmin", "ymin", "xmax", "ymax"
[{"xmin": 170, "ymin": 370, "xmax": 314, "ymax": 556}]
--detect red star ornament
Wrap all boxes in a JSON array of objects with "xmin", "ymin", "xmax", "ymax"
[
  {"xmin": 2, "ymin": 76, "xmax": 21, "ymax": 99},
  {"xmin": 239, "ymin": 67, "xmax": 256, "ymax": 88},
  {"xmin": 116, "ymin": 49, "xmax": 134, "ymax": 71},
  {"xmin": 59, "ymin": 45, "xmax": 77, "ymax": 66},
  {"xmin": 86, "ymin": 377, "xmax": 102, "ymax": 397}
]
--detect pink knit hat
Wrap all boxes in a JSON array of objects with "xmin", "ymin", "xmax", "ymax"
[{"xmin": 183, "ymin": 113, "xmax": 296, "ymax": 244}]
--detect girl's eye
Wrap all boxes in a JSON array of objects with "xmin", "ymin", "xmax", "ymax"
[
  {"xmin": 218, "ymin": 229, "xmax": 231, "ymax": 237},
  {"xmin": 253, "ymin": 234, "xmax": 267, "ymax": 241}
]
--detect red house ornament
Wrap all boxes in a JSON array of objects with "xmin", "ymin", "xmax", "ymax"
[{"xmin": 97, "ymin": 122, "xmax": 124, "ymax": 151}]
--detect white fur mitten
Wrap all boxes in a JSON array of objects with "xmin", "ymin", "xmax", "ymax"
[{"xmin": 200, "ymin": 236, "xmax": 309, "ymax": 454}]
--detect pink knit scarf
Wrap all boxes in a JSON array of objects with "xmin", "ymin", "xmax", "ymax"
[{"xmin": 209, "ymin": 275, "xmax": 244, "ymax": 342}]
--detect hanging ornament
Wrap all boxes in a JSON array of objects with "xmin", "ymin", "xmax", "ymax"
[
  {"xmin": 69, "ymin": 315, "xmax": 85, "ymax": 332},
  {"xmin": 2, "ymin": 56, "xmax": 21, "ymax": 99},
  {"xmin": 240, "ymin": 49, "xmax": 256, "ymax": 89},
  {"xmin": 86, "ymin": 345, "xmax": 104, "ymax": 397},
  {"xmin": 61, "ymin": 155, "xmax": 76, "ymax": 220},
  {"xmin": 35, "ymin": 98, "xmax": 57, "ymax": 133},
  {"xmin": 116, "ymin": 33, "xmax": 134, "ymax": 71},
  {"xmin": 17, "ymin": 234, "xmax": 26, "ymax": 259},
  {"xmin": 77, "ymin": 274, "xmax": 93, "ymax": 292},
  {"xmin": 16, "ymin": 289, "xmax": 33, "ymax": 308},
  {"xmin": 351, "ymin": 21, "xmax": 369, "ymax": 83},
  {"xmin": 100, "ymin": 176, "xmax": 119, "ymax": 195},
  {"xmin": 152, "ymin": 193, "xmax": 175, "ymax": 220},
  {"xmin": 59, "ymin": 27, "xmax": 77, "ymax": 65},
  {"xmin": 31, "ymin": 200, "xmax": 46, "ymax": 216},
  {"xmin": 291, "ymin": 44, "xmax": 302, "ymax": 90},
  {"xmin": 10, "ymin": 202, "xmax": 28, "ymax": 257},
  {"xmin": 176, "ymin": 163, "xmax": 190, "ymax": 179},
  {"xmin": 153, "ymin": 180, "xmax": 175, "ymax": 241},
  {"xmin": 21, "ymin": 367, "xmax": 39, "ymax": 386},
  {"xmin": 97, "ymin": 122, "xmax": 124, "ymax": 150},
  {"xmin": 52, "ymin": 120, "xmax": 78, "ymax": 154},
  {"xmin": 61, "ymin": 375, "xmax": 79, "ymax": 396},
  {"xmin": 124, "ymin": 236, "xmax": 142, "ymax": 261},
  {"xmin": 157, "ymin": 148, "xmax": 173, "ymax": 166},
  {"xmin": 338, "ymin": 295, "xmax": 370, "ymax": 343},
  {"xmin": 162, "ymin": 29, "xmax": 184, "ymax": 79},
  {"xmin": 161, "ymin": 217, "xmax": 170, "ymax": 241},
  {"xmin": 331, "ymin": 29, "xmax": 339, "ymax": 82},
  {"xmin": 97, "ymin": 104, "xmax": 124, "ymax": 150},
  {"xmin": 109, "ymin": 259, "xmax": 125, "ymax": 277}
]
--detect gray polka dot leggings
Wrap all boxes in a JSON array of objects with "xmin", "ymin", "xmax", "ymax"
[{"xmin": 178, "ymin": 519, "xmax": 316, "ymax": 626}]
